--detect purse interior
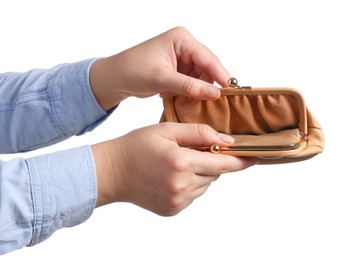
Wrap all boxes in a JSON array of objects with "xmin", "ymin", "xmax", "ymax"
[
  {"xmin": 164, "ymin": 90, "xmax": 307, "ymax": 150},
  {"xmin": 172, "ymin": 93, "xmax": 301, "ymax": 134}
]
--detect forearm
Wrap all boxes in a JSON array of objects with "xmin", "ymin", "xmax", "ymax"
[{"xmin": 0, "ymin": 59, "xmax": 109, "ymax": 153}]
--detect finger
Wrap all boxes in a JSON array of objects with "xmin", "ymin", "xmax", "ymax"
[
  {"xmin": 162, "ymin": 123, "xmax": 235, "ymax": 147},
  {"xmin": 192, "ymin": 173, "xmax": 220, "ymax": 188},
  {"xmin": 192, "ymin": 182, "xmax": 214, "ymax": 198},
  {"xmin": 159, "ymin": 69, "xmax": 221, "ymax": 100},
  {"xmin": 177, "ymin": 181, "xmax": 215, "ymax": 211},
  {"xmin": 172, "ymin": 27, "xmax": 231, "ymax": 88},
  {"xmin": 190, "ymin": 49, "xmax": 231, "ymax": 89},
  {"xmin": 198, "ymin": 72, "xmax": 214, "ymax": 84},
  {"xmin": 161, "ymin": 123, "xmax": 258, "ymax": 175},
  {"xmin": 186, "ymin": 149, "xmax": 258, "ymax": 176}
]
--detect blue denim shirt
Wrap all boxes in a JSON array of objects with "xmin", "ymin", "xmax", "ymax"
[{"xmin": 0, "ymin": 58, "xmax": 109, "ymax": 255}]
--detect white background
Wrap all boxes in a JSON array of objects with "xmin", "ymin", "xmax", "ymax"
[{"xmin": 1, "ymin": 0, "xmax": 353, "ymax": 259}]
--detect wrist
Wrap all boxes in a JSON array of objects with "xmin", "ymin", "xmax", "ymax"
[
  {"xmin": 91, "ymin": 139, "xmax": 125, "ymax": 207},
  {"xmin": 89, "ymin": 57, "xmax": 128, "ymax": 112}
]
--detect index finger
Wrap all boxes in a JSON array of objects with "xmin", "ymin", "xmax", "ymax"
[
  {"xmin": 172, "ymin": 27, "xmax": 231, "ymax": 88},
  {"xmin": 182, "ymin": 148, "xmax": 258, "ymax": 176}
]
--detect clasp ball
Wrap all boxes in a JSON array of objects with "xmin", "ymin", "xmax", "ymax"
[
  {"xmin": 227, "ymin": 77, "xmax": 239, "ymax": 88},
  {"xmin": 210, "ymin": 144, "xmax": 221, "ymax": 153}
]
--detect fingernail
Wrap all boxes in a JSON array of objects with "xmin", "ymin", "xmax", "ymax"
[
  {"xmin": 203, "ymin": 87, "xmax": 220, "ymax": 99},
  {"xmin": 217, "ymin": 133, "xmax": 235, "ymax": 144}
]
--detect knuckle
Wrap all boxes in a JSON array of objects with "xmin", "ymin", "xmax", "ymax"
[
  {"xmin": 180, "ymin": 77, "xmax": 195, "ymax": 96},
  {"xmin": 168, "ymin": 155, "xmax": 191, "ymax": 174},
  {"xmin": 167, "ymin": 198, "xmax": 184, "ymax": 216},
  {"xmin": 160, "ymin": 207, "xmax": 181, "ymax": 217},
  {"xmin": 161, "ymin": 161, "xmax": 193, "ymax": 216},
  {"xmin": 157, "ymin": 192, "xmax": 185, "ymax": 217},
  {"xmin": 196, "ymin": 123, "xmax": 213, "ymax": 139},
  {"xmin": 167, "ymin": 179, "xmax": 188, "ymax": 197},
  {"xmin": 164, "ymin": 171, "xmax": 188, "ymax": 198},
  {"xmin": 170, "ymin": 26, "xmax": 189, "ymax": 36},
  {"xmin": 180, "ymin": 78, "xmax": 209, "ymax": 98},
  {"xmin": 218, "ymin": 164, "xmax": 230, "ymax": 174},
  {"xmin": 162, "ymin": 194, "xmax": 191, "ymax": 217}
]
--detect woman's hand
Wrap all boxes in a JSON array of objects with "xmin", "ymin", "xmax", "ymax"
[
  {"xmin": 92, "ymin": 123, "xmax": 257, "ymax": 216},
  {"xmin": 89, "ymin": 26, "xmax": 231, "ymax": 111}
]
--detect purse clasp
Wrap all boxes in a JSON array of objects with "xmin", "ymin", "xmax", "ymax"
[{"xmin": 228, "ymin": 77, "xmax": 252, "ymax": 89}]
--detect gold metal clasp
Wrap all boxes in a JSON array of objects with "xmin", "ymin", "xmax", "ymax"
[
  {"xmin": 227, "ymin": 77, "xmax": 239, "ymax": 88},
  {"xmin": 227, "ymin": 77, "xmax": 252, "ymax": 89},
  {"xmin": 191, "ymin": 140, "xmax": 302, "ymax": 154}
]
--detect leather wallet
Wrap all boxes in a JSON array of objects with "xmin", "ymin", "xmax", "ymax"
[{"xmin": 160, "ymin": 78, "xmax": 324, "ymax": 164}]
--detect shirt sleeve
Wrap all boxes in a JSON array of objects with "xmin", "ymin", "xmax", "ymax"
[
  {"xmin": 0, "ymin": 145, "xmax": 97, "ymax": 255},
  {"xmin": 0, "ymin": 59, "xmax": 109, "ymax": 254},
  {"xmin": 0, "ymin": 58, "xmax": 111, "ymax": 153}
]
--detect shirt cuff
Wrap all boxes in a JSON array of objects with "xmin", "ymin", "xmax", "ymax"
[
  {"xmin": 48, "ymin": 58, "xmax": 114, "ymax": 136},
  {"xmin": 26, "ymin": 145, "xmax": 97, "ymax": 246}
]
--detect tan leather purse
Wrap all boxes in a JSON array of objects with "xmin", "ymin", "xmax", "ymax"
[{"xmin": 160, "ymin": 78, "xmax": 324, "ymax": 164}]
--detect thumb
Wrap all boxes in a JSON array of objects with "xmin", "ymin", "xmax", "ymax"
[
  {"xmin": 164, "ymin": 123, "xmax": 235, "ymax": 148},
  {"xmin": 161, "ymin": 123, "xmax": 258, "ymax": 176},
  {"xmin": 159, "ymin": 70, "xmax": 221, "ymax": 100}
]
